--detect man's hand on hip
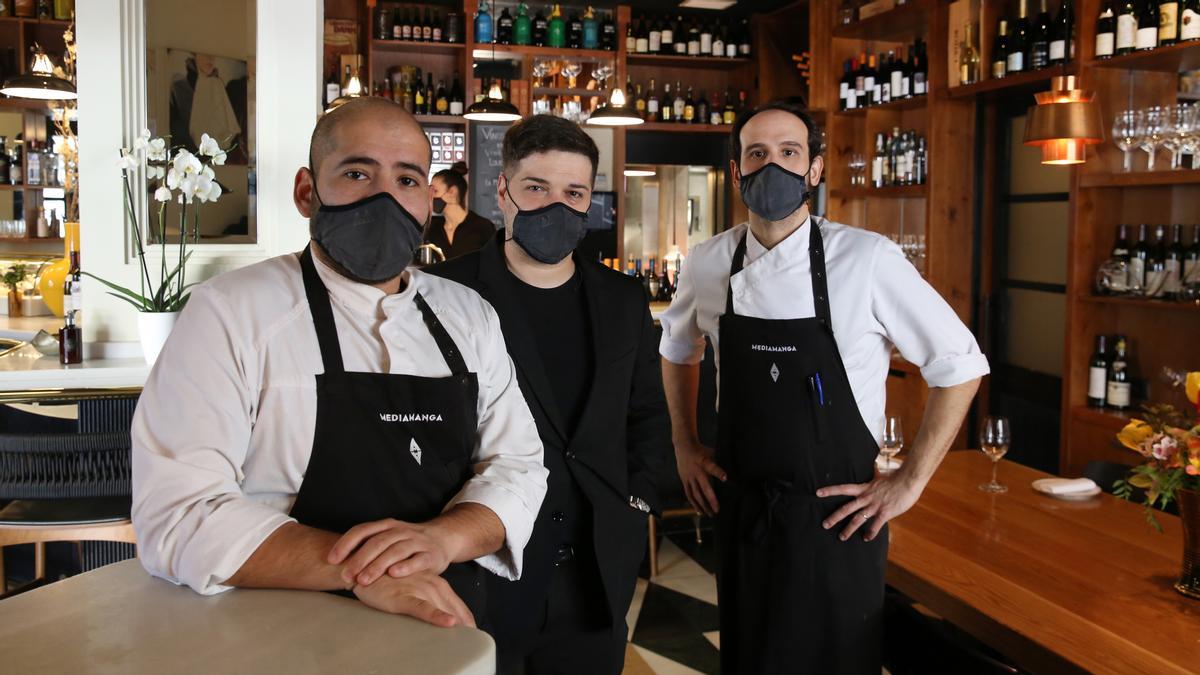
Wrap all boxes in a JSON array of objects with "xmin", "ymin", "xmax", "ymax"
[
  {"xmin": 817, "ymin": 471, "xmax": 923, "ymax": 543},
  {"xmin": 353, "ymin": 572, "xmax": 475, "ymax": 628}
]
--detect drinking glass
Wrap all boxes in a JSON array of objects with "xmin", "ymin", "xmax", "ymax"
[
  {"xmin": 979, "ymin": 416, "xmax": 1010, "ymax": 494},
  {"xmin": 1164, "ymin": 104, "xmax": 1195, "ymax": 170},
  {"xmin": 1112, "ymin": 110, "xmax": 1139, "ymax": 172},
  {"xmin": 1139, "ymin": 106, "xmax": 1166, "ymax": 172},
  {"xmin": 880, "ymin": 416, "xmax": 903, "ymax": 473}
]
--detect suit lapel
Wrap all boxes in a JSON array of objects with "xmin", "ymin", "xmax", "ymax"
[
  {"xmin": 567, "ymin": 258, "xmax": 616, "ymax": 448},
  {"xmin": 477, "ymin": 234, "xmax": 569, "ymax": 445}
]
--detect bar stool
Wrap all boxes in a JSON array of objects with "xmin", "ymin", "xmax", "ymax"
[{"xmin": 0, "ymin": 432, "xmax": 136, "ymax": 594}]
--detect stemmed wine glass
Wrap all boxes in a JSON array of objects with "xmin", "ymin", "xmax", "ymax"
[
  {"xmin": 979, "ymin": 416, "xmax": 1011, "ymax": 494},
  {"xmin": 1139, "ymin": 106, "xmax": 1166, "ymax": 172},
  {"xmin": 880, "ymin": 415, "xmax": 903, "ymax": 473},
  {"xmin": 1112, "ymin": 110, "xmax": 1140, "ymax": 173},
  {"xmin": 1163, "ymin": 105, "xmax": 1193, "ymax": 170}
]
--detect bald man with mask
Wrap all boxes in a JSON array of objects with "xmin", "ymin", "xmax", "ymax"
[{"xmin": 131, "ymin": 97, "xmax": 547, "ymax": 629}]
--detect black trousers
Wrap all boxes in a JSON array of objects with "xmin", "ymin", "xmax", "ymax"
[{"xmin": 496, "ymin": 551, "xmax": 625, "ymax": 675}]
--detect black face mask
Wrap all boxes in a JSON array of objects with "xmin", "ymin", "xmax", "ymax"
[
  {"xmin": 738, "ymin": 162, "xmax": 812, "ymax": 222},
  {"xmin": 310, "ymin": 184, "xmax": 425, "ymax": 284},
  {"xmin": 432, "ymin": 197, "xmax": 447, "ymax": 216},
  {"xmin": 504, "ymin": 177, "xmax": 589, "ymax": 265}
]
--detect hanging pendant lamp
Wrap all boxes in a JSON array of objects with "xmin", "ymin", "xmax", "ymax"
[
  {"xmin": 587, "ymin": 87, "xmax": 643, "ymax": 126},
  {"xmin": 1023, "ymin": 75, "xmax": 1104, "ymax": 165},
  {"xmin": 1, "ymin": 44, "xmax": 76, "ymax": 100}
]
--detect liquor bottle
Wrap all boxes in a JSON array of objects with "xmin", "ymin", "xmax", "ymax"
[
  {"xmin": 548, "ymin": 5, "xmax": 566, "ymax": 48},
  {"xmin": 1129, "ymin": 223, "xmax": 1149, "ymax": 293},
  {"xmin": 960, "ymin": 23, "xmax": 980, "ymax": 84},
  {"xmin": 377, "ymin": 5, "xmax": 392, "ymax": 40},
  {"xmin": 633, "ymin": 80, "xmax": 646, "ymax": 119},
  {"xmin": 425, "ymin": 9, "xmax": 437, "ymax": 41},
  {"xmin": 325, "ymin": 69, "xmax": 340, "ymax": 106},
  {"xmin": 661, "ymin": 14, "xmax": 675, "ymax": 54},
  {"xmin": 1184, "ymin": 224, "xmax": 1200, "ymax": 288},
  {"xmin": 435, "ymin": 79, "xmax": 449, "ymax": 115},
  {"xmin": 447, "ymin": 11, "xmax": 462, "ymax": 43},
  {"xmin": 1096, "ymin": 0, "xmax": 1117, "ymax": 56},
  {"xmin": 532, "ymin": 7, "xmax": 547, "ymax": 46},
  {"xmin": 673, "ymin": 81, "xmax": 686, "ymax": 122},
  {"xmin": 1136, "ymin": 0, "xmax": 1160, "ymax": 49},
  {"xmin": 864, "ymin": 54, "xmax": 877, "ymax": 106},
  {"xmin": 712, "ymin": 24, "xmax": 726, "ymax": 57},
  {"xmin": 400, "ymin": 73, "xmax": 414, "ymax": 112},
  {"xmin": 476, "ymin": 2, "xmax": 493, "ymax": 44},
  {"xmin": 648, "ymin": 15, "xmax": 662, "ymax": 53},
  {"xmin": 1049, "ymin": 0, "xmax": 1073, "ymax": 64},
  {"xmin": 915, "ymin": 134, "xmax": 928, "ymax": 184},
  {"xmin": 449, "ymin": 73, "xmax": 464, "ymax": 116},
  {"xmin": 658, "ymin": 261, "xmax": 673, "ymax": 301},
  {"xmin": 1116, "ymin": 0, "xmax": 1138, "ymax": 53},
  {"xmin": 994, "ymin": 20, "xmax": 1010, "ymax": 78},
  {"xmin": 738, "ymin": 18, "xmax": 752, "ymax": 56},
  {"xmin": 872, "ymin": 133, "xmax": 886, "ymax": 188},
  {"xmin": 723, "ymin": 87, "xmax": 736, "ymax": 124},
  {"xmin": 687, "ymin": 17, "xmax": 701, "ymax": 56},
  {"xmin": 1160, "ymin": 0, "xmax": 1181, "ymax": 44},
  {"xmin": 514, "ymin": 3, "xmax": 532, "ymax": 45},
  {"xmin": 1031, "ymin": 0, "xmax": 1051, "ymax": 69},
  {"xmin": 647, "ymin": 78, "xmax": 660, "ymax": 120},
  {"xmin": 568, "ymin": 10, "xmax": 583, "ymax": 49},
  {"xmin": 912, "ymin": 40, "xmax": 927, "ymax": 95},
  {"xmin": 625, "ymin": 15, "xmax": 635, "ymax": 52},
  {"xmin": 1109, "ymin": 224, "xmax": 1132, "ymax": 292},
  {"xmin": 413, "ymin": 71, "xmax": 427, "ymax": 115},
  {"xmin": 1106, "ymin": 335, "xmax": 1132, "ymax": 410},
  {"xmin": 647, "ymin": 257, "xmax": 660, "ymax": 299},
  {"xmin": 1010, "ymin": 0, "xmax": 1030, "ymax": 73},
  {"xmin": 1183, "ymin": 0, "xmax": 1200, "ymax": 40},
  {"xmin": 582, "ymin": 7, "xmax": 599, "ymax": 49},
  {"xmin": 660, "ymin": 82, "xmax": 673, "ymax": 122},
  {"xmin": 696, "ymin": 89, "xmax": 709, "ymax": 125},
  {"xmin": 708, "ymin": 91, "xmax": 723, "ymax": 125},
  {"xmin": 675, "ymin": 15, "xmax": 688, "ymax": 55},
  {"xmin": 59, "ymin": 308, "xmax": 81, "ymax": 365},
  {"xmin": 497, "ymin": 6, "xmax": 513, "ymax": 44},
  {"xmin": 1146, "ymin": 224, "xmax": 1167, "ymax": 297},
  {"xmin": 1165, "ymin": 224, "xmax": 1185, "ymax": 299},
  {"xmin": 634, "ymin": 15, "xmax": 649, "ymax": 53},
  {"xmin": 1087, "ymin": 335, "xmax": 1110, "ymax": 407},
  {"xmin": 683, "ymin": 87, "xmax": 696, "ymax": 123},
  {"xmin": 601, "ymin": 11, "xmax": 616, "ymax": 50},
  {"xmin": 840, "ymin": 59, "xmax": 855, "ymax": 110}
]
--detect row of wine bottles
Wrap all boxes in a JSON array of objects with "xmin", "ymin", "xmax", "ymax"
[
  {"xmin": 838, "ymin": 40, "xmax": 929, "ymax": 110},
  {"xmin": 1097, "ymin": 223, "xmax": 1200, "ymax": 300},
  {"xmin": 1095, "ymin": 0, "xmax": 1200, "ymax": 56}
]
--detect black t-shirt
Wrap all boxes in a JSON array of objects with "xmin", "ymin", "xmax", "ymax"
[
  {"xmin": 508, "ymin": 266, "xmax": 594, "ymax": 436},
  {"xmin": 425, "ymin": 210, "xmax": 496, "ymax": 261}
]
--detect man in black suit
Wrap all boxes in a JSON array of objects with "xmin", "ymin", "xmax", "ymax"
[{"xmin": 429, "ymin": 115, "xmax": 669, "ymax": 674}]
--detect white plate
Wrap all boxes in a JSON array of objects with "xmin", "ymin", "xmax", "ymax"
[{"xmin": 1031, "ymin": 478, "xmax": 1102, "ymax": 501}]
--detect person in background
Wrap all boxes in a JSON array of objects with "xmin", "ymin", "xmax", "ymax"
[
  {"xmin": 131, "ymin": 97, "xmax": 547, "ymax": 631},
  {"xmin": 429, "ymin": 115, "xmax": 670, "ymax": 675},
  {"xmin": 425, "ymin": 161, "xmax": 496, "ymax": 261}
]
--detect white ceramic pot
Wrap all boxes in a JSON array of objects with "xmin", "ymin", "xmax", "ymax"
[{"xmin": 137, "ymin": 311, "xmax": 180, "ymax": 365}]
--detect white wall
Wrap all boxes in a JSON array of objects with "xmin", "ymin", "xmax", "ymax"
[{"xmin": 77, "ymin": 0, "xmax": 320, "ymax": 345}]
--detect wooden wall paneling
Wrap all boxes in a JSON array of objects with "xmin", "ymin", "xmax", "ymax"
[
  {"xmin": 807, "ymin": 0, "xmax": 836, "ymax": 111},
  {"xmin": 753, "ymin": 5, "xmax": 809, "ymax": 105}
]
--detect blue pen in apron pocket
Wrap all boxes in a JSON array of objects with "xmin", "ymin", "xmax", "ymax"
[{"xmin": 807, "ymin": 372, "xmax": 831, "ymax": 441}]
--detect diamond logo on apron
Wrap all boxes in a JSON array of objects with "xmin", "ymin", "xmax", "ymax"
[
  {"xmin": 770, "ymin": 362, "xmax": 780, "ymax": 382},
  {"xmin": 409, "ymin": 438, "xmax": 423, "ymax": 465}
]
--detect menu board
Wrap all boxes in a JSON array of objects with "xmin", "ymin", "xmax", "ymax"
[{"xmin": 467, "ymin": 122, "xmax": 512, "ymax": 227}]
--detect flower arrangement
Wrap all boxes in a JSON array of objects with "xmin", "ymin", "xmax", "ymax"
[
  {"xmin": 1114, "ymin": 372, "xmax": 1200, "ymax": 531},
  {"xmin": 84, "ymin": 130, "xmax": 228, "ymax": 313}
]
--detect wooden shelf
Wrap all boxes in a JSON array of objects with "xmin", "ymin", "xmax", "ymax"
[
  {"xmin": 0, "ymin": 16, "xmax": 71, "ymax": 27},
  {"xmin": 473, "ymin": 44, "xmax": 617, "ymax": 61},
  {"xmin": 626, "ymin": 53, "xmax": 752, "ymax": 69},
  {"xmin": 414, "ymin": 114, "xmax": 467, "ymax": 126},
  {"xmin": 831, "ymin": 0, "xmax": 932, "ymax": 41},
  {"xmin": 834, "ymin": 94, "xmax": 928, "ymax": 116},
  {"xmin": 626, "ymin": 122, "xmax": 730, "ymax": 134},
  {"xmin": 0, "ymin": 98, "xmax": 53, "ymax": 111},
  {"xmin": 1089, "ymin": 41, "xmax": 1200, "ymax": 73},
  {"xmin": 370, "ymin": 39, "xmax": 465, "ymax": 55},
  {"xmin": 829, "ymin": 184, "xmax": 927, "ymax": 199},
  {"xmin": 1069, "ymin": 404, "xmax": 1133, "ymax": 430},
  {"xmin": 1077, "ymin": 294, "xmax": 1200, "ymax": 312},
  {"xmin": 0, "ymin": 183, "xmax": 59, "ymax": 191},
  {"xmin": 946, "ymin": 65, "xmax": 1078, "ymax": 99},
  {"xmin": 0, "ymin": 236, "xmax": 63, "ymax": 243},
  {"xmin": 531, "ymin": 87, "xmax": 605, "ymax": 97},
  {"xmin": 1078, "ymin": 170, "xmax": 1200, "ymax": 188}
]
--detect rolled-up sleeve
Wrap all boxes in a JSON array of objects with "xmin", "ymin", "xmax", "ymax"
[
  {"xmin": 658, "ymin": 256, "xmax": 707, "ymax": 365},
  {"xmin": 445, "ymin": 301, "xmax": 547, "ymax": 581},
  {"xmin": 870, "ymin": 238, "xmax": 990, "ymax": 387},
  {"xmin": 131, "ymin": 286, "xmax": 294, "ymax": 595}
]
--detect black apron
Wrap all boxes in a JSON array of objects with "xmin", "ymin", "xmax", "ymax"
[
  {"xmin": 715, "ymin": 223, "xmax": 887, "ymax": 675},
  {"xmin": 289, "ymin": 247, "xmax": 486, "ymax": 617}
]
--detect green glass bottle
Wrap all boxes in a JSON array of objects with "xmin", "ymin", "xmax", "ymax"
[
  {"xmin": 547, "ymin": 4, "xmax": 566, "ymax": 48},
  {"xmin": 514, "ymin": 2, "xmax": 532, "ymax": 45}
]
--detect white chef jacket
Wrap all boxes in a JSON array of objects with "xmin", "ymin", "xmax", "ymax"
[
  {"xmin": 659, "ymin": 217, "xmax": 990, "ymax": 443},
  {"xmin": 131, "ymin": 245, "xmax": 548, "ymax": 595}
]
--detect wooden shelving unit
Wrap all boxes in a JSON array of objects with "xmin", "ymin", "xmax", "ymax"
[
  {"xmin": 1078, "ymin": 169, "xmax": 1200, "ymax": 188},
  {"xmin": 834, "ymin": 94, "xmax": 928, "ymax": 116},
  {"xmin": 946, "ymin": 65, "xmax": 1079, "ymax": 99},
  {"xmin": 830, "ymin": 0, "xmax": 933, "ymax": 41},
  {"xmin": 625, "ymin": 53, "xmax": 751, "ymax": 69},
  {"xmin": 1087, "ymin": 41, "xmax": 1200, "ymax": 73},
  {"xmin": 626, "ymin": 122, "xmax": 731, "ymax": 134},
  {"xmin": 1077, "ymin": 294, "xmax": 1200, "ymax": 313}
]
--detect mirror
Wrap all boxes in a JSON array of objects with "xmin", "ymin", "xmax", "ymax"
[
  {"xmin": 623, "ymin": 165, "xmax": 726, "ymax": 265},
  {"xmin": 145, "ymin": 0, "xmax": 257, "ymax": 244}
]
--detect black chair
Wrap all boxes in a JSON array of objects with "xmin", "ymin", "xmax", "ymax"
[{"xmin": 0, "ymin": 432, "xmax": 137, "ymax": 596}]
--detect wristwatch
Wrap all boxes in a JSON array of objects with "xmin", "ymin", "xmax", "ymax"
[{"xmin": 629, "ymin": 496, "xmax": 651, "ymax": 513}]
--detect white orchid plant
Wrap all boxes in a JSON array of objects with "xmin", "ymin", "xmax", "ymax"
[{"xmin": 86, "ymin": 130, "xmax": 228, "ymax": 313}]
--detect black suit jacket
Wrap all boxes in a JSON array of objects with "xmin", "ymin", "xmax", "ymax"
[{"xmin": 428, "ymin": 232, "xmax": 670, "ymax": 641}]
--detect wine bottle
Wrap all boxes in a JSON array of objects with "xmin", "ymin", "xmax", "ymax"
[
  {"xmin": 1183, "ymin": 224, "xmax": 1200, "ymax": 288},
  {"xmin": 1166, "ymin": 224, "xmax": 1185, "ymax": 299},
  {"xmin": 855, "ymin": 53, "xmax": 868, "ymax": 108},
  {"xmin": 700, "ymin": 21, "xmax": 713, "ymax": 55},
  {"xmin": 1097, "ymin": 0, "xmax": 1117, "ymax": 56},
  {"xmin": 1117, "ymin": 0, "xmax": 1138, "ymax": 53},
  {"xmin": 432, "ymin": 10, "xmax": 443, "ymax": 42},
  {"xmin": 687, "ymin": 17, "xmax": 701, "ymax": 56},
  {"xmin": 738, "ymin": 18, "xmax": 752, "ymax": 56},
  {"xmin": 673, "ymin": 80, "xmax": 686, "ymax": 122},
  {"xmin": 535, "ymin": 7, "xmax": 548, "ymax": 46},
  {"xmin": 660, "ymin": 81, "xmax": 673, "ymax": 122},
  {"xmin": 696, "ymin": 89, "xmax": 710, "ymax": 125},
  {"xmin": 449, "ymin": 73, "xmax": 464, "ymax": 116},
  {"xmin": 960, "ymin": 23, "xmax": 980, "ymax": 84},
  {"xmin": 675, "ymin": 15, "xmax": 688, "ymax": 55},
  {"xmin": 1183, "ymin": 0, "xmax": 1200, "ymax": 40},
  {"xmin": 723, "ymin": 87, "xmax": 736, "ymax": 124},
  {"xmin": 1109, "ymin": 224, "xmax": 1132, "ymax": 292},
  {"xmin": 649, "ymin": 15, "xmax": 662, "ymax": 53},
  {"xmin": 1136, "ymin": 0, "xmax": 1160, "ymax": 49},
  {"xmin": 661, "ymin": 14, "xmax": 675, "ymax": 54},
  {"xmin": 912, "ymin": 39, "xmax": 927, "ymax": 95},
  {"xmin": 994, "ymin": 20, "xmax": 1010, "ymax": 78},
  {"xmin": 1010, "ymin": 0, "xmax": 1030, "ymax": 73},
  {"xmin": 712, "ymin": 24, "xmax": 725, "ymax": 57},
  {"xmin": 377, "ymin": 5, "xmax": 392, "ymax": 40},
  {"xmin": 634, "ymin": 80, "xmax": 646, "ymax": 119},
  {"xmin": 683, "ymin": 86, "xmax": 696, "ymax": 123},
  {"xmin": 568, "ymin": 10, "xmax": 583, "ymax": 49},
  {"xmin": 864, "ymin": 54, "xmax": 877, "ymax": 106},
  {"xmin": 1160, "ymin": 0, "xmax": 1181, "ymax": 45},
  {"xmin": 840, "ymin": 59, "xmax": 854, "ymax": 110},
  {"xmin": 1146, "ymin": 225, "xmax": 1168, "ymax": 297},
  {"xmin": 890, "ymin": 49, "xmax": 904, "ymax": 96},
  {"xmin": 647, "ymin": 78, "xmax": 660, "ymax": 120},
  {"xmin": 1088, "ymin": 334, "xmax": 1110, "ymax": 407},
  {"xmin": 1049, "ymin": 0, "xmax": 1073, "ymax": 64},
  {"xmin": 1129, "ymin": 223, "xmax": 1149, "ymax": 293},
  {"xmin": 601, "ymin": 11, "xmax": 617, "ymax": 50},
  {"xmin": 435, "ymin": 78, "xmax": 448, "ymax": 115},
  {"xmin": 497, "ymin": 6, "xmax": 513, "ymax": 44},
  {"xmin": 1031, "ymin": 0, "xmax": 1051, "ymax": 69},
  {"xmin": 1106, "ymin": 335, "xmax": 1132, "ymax": 410}
]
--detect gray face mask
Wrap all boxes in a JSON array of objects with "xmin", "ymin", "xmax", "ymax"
[
  {"xmin": 504, "ymin": 178, "xmax": 589, "ymax": 265},
  {"xmin": 310, "ymin": 189, "xmax": 424, "ymax": 283},
  {"xmin": 738, "ymin": 162, "xmax": 811, "ymax": 222}
]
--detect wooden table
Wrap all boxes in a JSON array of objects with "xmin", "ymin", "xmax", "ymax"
[
  {"xmin": 0, "ymin": 560, "xmax": 495, "ymax": 674},
  {"xmin": 888, "ymin": 451, "xmax": 1200, "ymax": 675}
]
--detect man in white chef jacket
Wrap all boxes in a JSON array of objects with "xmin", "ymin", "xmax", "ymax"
[{"xmin": 131, "ymin": 97, "xmax": 547, "ymax": 630}]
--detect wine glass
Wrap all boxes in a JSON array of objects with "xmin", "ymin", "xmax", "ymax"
[
  {"xmin": 1139, "ymin": 106, "xmax": 1166, "ymax": 172},
  {"xmin": 591, "ymin": 63, "xmax": 613, "ymax": 91},
  {"xmin": 880, "ymin": 415, "xmax": 903, "ymax": 473},
  {"xmin": 979, "ymin": 416, "xmax": 1011, "ymax": 494},
  {"xmin": 560, "ymin": 61, "xmax": 582, "ymax": 88},
  {"xmin": 1112, "ymin": 110, "xmax": 1139, "ymax": 173},
  {"xmin": 1163, "ymin": 104, "xmax": 1194, "ymax": 170}
]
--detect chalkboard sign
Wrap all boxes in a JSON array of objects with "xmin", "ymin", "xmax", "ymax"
[{"xmin": 468, "ymin": 122, "xmax": 513, "ymax": 228}]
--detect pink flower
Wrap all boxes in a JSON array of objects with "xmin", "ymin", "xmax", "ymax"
[{"xmin": 1150, "ymin": 435, "xmax": 1178, "ymax": 462}]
